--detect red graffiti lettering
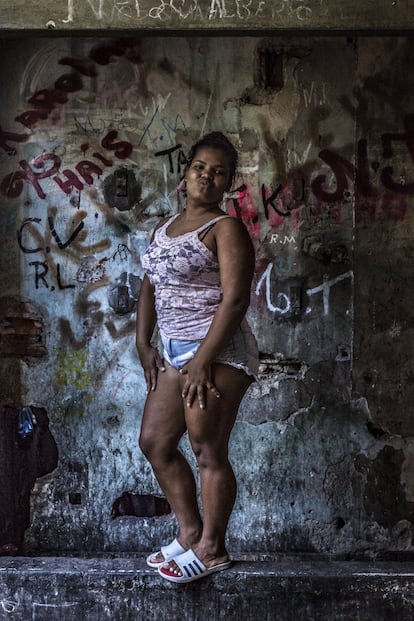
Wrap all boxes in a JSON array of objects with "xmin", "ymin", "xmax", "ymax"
[
  {"xmin": 311, "ymin": 150, "xmax": 354, "ymax": 203},
  {"xmin": 2, "ymin": 131, "xmax": 134, "ymax": 199},
  {"xmin": 101, "ymin": 130, "xmax": 133, "ymax": 159},
  {"xmin": 227, "ymin": 185, "xmax": 260, "ymax": 239},
  {"xmin": 89, "ymin": 38, "xmax": 141, "ymax": 66},
  {"xmin": 59, "ymin": 57, "xmax": 98, "ymax": 77},
  {"xmin": 312, "ymin": 115, "xmax": 414, "ymax": 226},
  {"xmin": 93, "ymin": 152, "xmax": 113, "ymax": 166},
  {"xmin": 1, "ymin": 38, "xmax": 141, "ymax": 152},
  {"xmin": 23, "ymin": 154, "xmax": 61, "ymax": 199},
  {"xmin": 1, "ymin": 153, "xmax": 60, "ymax": 199},
  {"xmin": 53, "ymin": 169, "xmax": 84, "ymax": 195},
  {"xmin": 1, "ymin": 171, "xmax": 26, "ymax": 199},
  {"xmin": 54, "ymin": 72, "xmax": 83, "ymax": 93},
  {"xmin": 0, "ymin": 126, "xmax": 29, "ymax": 155},
  {"xmin": 28, "ymin": 88, "xmax": 68, "ymax": 112},
  {"xmin": 15, "ymin": 109, "xmax": 50, "ymax": 129},
  {"xmin": 75, "ymin": 161, "xmax": 103, "ymax": 184}
]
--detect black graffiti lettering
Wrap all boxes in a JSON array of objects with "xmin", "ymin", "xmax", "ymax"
[
  {"xmin": 17, "ymin": 218, "xmax": 43, "ymax": 253},
  {"xmin": 56, "ymin": 264, "xmax": 76, "ymax": 290},
  {"xmin": 261, "ymin": 183, "xmax": 283, "ymax": 218},
  {"xmin": 155, "ymin": 144, "xmax": 182, "ymax": 174},
  {"xmin": 29, "ymin": 261, "xmax": 49, "ymax": 289},
  {"xmin": 230, "ymin": 184, "xmax": 247, "ymax": 219},
  {"xmin": 48, "ymin": 216, "xmax": 85, "ymax": 250}
]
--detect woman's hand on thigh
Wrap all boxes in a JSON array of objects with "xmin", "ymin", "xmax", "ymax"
[
  {"xmin": 179, "ymin": 360, "xmax": 221, "ymax": 410},
  {"xmin": 137, "ymin": 344, "xmax": 166, "ymax": 392}
]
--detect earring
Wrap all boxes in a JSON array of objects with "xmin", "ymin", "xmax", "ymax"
[
  {"xmin": 177, "ymin": 178, "xmax": 187, "ymax": 211},
  {"xmin": 220, "ymin": 191, "xmax": 230, "ymax": 211},
  {"xmin": 177, "ymin": 178, "xmax": 187, "ymax": 193}
]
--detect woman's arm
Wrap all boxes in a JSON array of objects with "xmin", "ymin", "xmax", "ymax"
[
  {"xmin": 180, "ymin": 217, "xmax": 255, "ymax": 408},
  {"xmin": 136, "ymin": 218, "xmax": 171, "ymax": 392},
  {"xmin": 136, "ymin": 274, "xmax": 166, "ymax": 392}
]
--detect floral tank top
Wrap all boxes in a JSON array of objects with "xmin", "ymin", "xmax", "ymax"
[{"xmin": 141, "ymin": 213, "xmax": 231, "ymax": 340}]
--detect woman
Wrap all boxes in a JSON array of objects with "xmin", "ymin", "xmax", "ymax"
[{"xmin": 136, "ymin": 131, "xmax": 258, "ymax": 583}]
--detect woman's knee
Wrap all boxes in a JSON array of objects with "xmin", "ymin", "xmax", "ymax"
[
  {"xmin": 138, "ymin": 429, "xmax": 153, "ymax": 459},
  {"xmin": 139, "ymin": 428, "xmax": 179, "ymax": 466},
  {"xmin": 191, "ymin": 440, "xmax": 229, "ymax": 470}
]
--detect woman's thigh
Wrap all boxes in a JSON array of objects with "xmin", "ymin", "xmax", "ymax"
[
  {"xmin": 183, "ymin": 363, "xmax": 252, "ymax": 455},
  {"xmin": 140, "ymin": 365, "xmax": 187, "ymax": 452}
]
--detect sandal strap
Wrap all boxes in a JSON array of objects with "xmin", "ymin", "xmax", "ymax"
[
  {"xmin": 160, "ymin": 538, "xmax": 186, "ymax": 561},
  {"xmin": 175, "ymin": 549, "xmax": 206, "ymax": 578}
]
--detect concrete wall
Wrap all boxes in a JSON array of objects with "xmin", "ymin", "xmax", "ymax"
[
  {"xmin": 0, "ymin": 34, "xmax": 413, "ymax": 556},
  {"xmin": 2, "ymin": 0, "xmax": 414, "ymax": 31}
]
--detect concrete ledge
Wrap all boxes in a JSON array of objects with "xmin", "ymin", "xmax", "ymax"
[{"xmin": 1, "ymin": 557, "xmax": 414, "ymax": 620}]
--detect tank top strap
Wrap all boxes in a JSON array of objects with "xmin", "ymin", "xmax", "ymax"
[
  {"xmin": 161, "ymin": 213, "xmax": 180, "ymax": 231},
  {"xmin": 195, "ymin": 215, "xmax": 232, "ymax": 235},
  {"xmin": 155, "ymin": 213, "xmax": 179, "ymax": 239}
]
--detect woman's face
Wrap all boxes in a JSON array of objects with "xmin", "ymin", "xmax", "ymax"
[{"xmin": 185, "ymin": 147, "xmax": 233, "ymax": 206}]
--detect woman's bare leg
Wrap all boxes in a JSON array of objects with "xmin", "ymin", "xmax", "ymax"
[
  {"xmin": 139, "ymin": 365, "xmax": 203, "ymax": 554},
  {"xmin": 171, "ymin": 363, "xmax": 252, "ymax": 571}
]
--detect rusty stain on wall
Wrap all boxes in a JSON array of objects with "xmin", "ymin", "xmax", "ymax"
[{"xmin": 56, "ymin": 347, "xmax": 91, "ymax": 392}]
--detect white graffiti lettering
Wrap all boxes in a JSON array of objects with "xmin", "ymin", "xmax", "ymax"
[
  {"xmin": 270, "ymin": 233, "xmax": 296, "ymax": 244},
  {"xmin": 306, "ymin": 271, "xmax": 353, "ymax": 315},
  {"xmin": 255, "ymin": 263, "xmax": 353, "ymax": 316},
  {"xmin": 255, "ymin": 263, "xmax": 291, "ymax": 314},
  {"xmin": 62, "ymin": 0, "xmax": 270, "ymax": 23},
  {"xmin": 32, "ymin": 602, "xmax": 80, "ymax": 621},
  {"xmin": 0, "ymin": 599, "xmax": 19, "ymax": 613}
]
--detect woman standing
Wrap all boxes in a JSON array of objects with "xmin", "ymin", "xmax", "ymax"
[{"xmin": 136, "ymin": 132, "xmax": 258, "ymax": 583}]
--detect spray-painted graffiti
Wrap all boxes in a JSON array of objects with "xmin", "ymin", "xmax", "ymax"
[
  {"xmin": 1, "ymin": 39, "xmax": 141, "ymax": 149},
  {"xmin": 0, "ymin": 38, "xmax": 141, "ymax": 202},
  {"xmin": 0, "ymin": 597, "xmax": 80, "ymax": 618},
  {"xmin": 227, "ymin": 184, "xmax": 260, "ymax": 239},
  {"xmin": 270, "ymin": 0, "xmax": 314, "ymax": 21},
  {"xmin": 312, "ymin": 114, "xmax": 414, "ymax": 223},
  {"xmin": 154, "ymin": 143, "xmax": 188, "ymax": 175},
  {"xmin": 0, "ymin": 598, "xmax": 19, "ymax": 613},
  {"xmin": 17, "ymin": 217, "xmax": 84, "ymax": 254},
  {"xmin": 255, "ymin": 262, "xmax": 353, "ymax": 316},
  {"xmin": 261, "ymin": 174, "xmax": 305, "ymax": 229},
  {"xmin": 207, "ymin": 0, "xmax": 267, "ymax": 20},
  {"xmin": 302, "ymin": 81, "xmax": 328, "ymax": 108},
  {"xmin": 61, "ymin": 0, "xmax": 269, "ymax": 24},
  {"xmin": 1, "ymin": 131, "xmax": 133, "ymax": 200},
  {"xmin": 16, "ymin": 212, "xmax": 110, "ymax": 290},
  {"xmin": 269, "ymin": 233, "xmax": 297, "ymax": 245}
]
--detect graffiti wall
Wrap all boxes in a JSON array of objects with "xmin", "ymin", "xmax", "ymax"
[{"xmin": 0, "ymin": 34, "xmax": 413, "ymax": 556}]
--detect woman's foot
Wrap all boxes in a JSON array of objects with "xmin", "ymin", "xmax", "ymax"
[
  {"xmin": 146, "ymin": 538, "xmax": 186, "ymax": 568},
  {"xmin": 161, "ymin": 543, "xmax": 229, "ymax": 577},
  {"xmin": 159, "ymin": 547, "xmax": 231, "ymax": 583},
  {"xmin": 146, "ymin": 531, "xmax": 201, "ymax": 568}
]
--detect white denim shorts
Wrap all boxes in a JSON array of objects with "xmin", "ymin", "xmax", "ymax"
[{"xmin": 160, "ymin": 319, "xmax": 258, "ymax": 379}]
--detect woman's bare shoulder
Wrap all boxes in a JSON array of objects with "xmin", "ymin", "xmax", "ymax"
[{"xmin": 216, "ymin": 215, "xmax": 253, "ymax": 241}]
